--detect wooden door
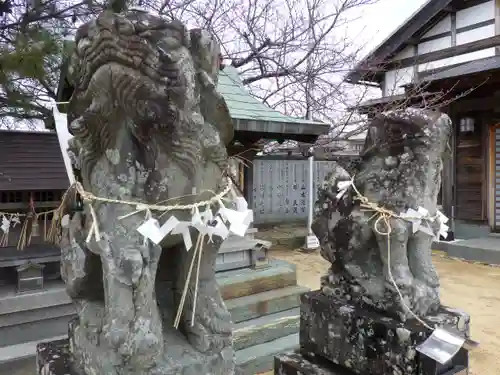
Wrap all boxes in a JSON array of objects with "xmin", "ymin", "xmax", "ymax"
[{"xmin": 455, "ymin": 127, "xmax": 484, "ymax": 221}]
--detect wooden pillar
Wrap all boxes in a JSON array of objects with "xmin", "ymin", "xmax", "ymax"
[
  {"xmin": 496, "ymin": 0, "xmax": 500, "ymax": 54},
  {"xmin": 487, "ymin": 115, "xmax": 500, "ymax": 231},
  {"xmin": 227, "ymin": 145, "xmax": 258, "ymax": 205},
  {"xmin": 480, "ymin": 114, "xmax": 488, "ymax": 223}
]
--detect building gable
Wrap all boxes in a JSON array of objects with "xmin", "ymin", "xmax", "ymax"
[{"xmin": 347, "ymin": 0, "xmax": 498, "ymax": 96}]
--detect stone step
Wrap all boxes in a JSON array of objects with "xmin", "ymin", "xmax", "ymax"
[
  {"xmin": 0, "ymin": 314, "xmax": 72, "ymax": 349},
  {"xmin": 235, "ymin": 333, "xmax": 299, "ymax": 374},
  {"xmin": 0, "ymin": 260, "xmax": 297, "ymax": 349},
  {"xmin": 226, "ymin": 285, "xmax": 308, "ymax": 324},
  {"xmin": 218, "ymin": 260, "xmax": 297, "ymax": 300},
  {"xmin": 233, "ymin": 307, "xmax": 300, "ymax": 351},
  {"xmin": 0, "ymin": 289, "xmax": 74, "ymax": 348},
  {"xmin": 0, "ymin": 260, "xmax": 301, "ymax": 368}
]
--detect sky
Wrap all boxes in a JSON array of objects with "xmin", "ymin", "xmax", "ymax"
[
  {"xmin": 357, "ymin": 0, "xmax": 427, "ymax": 53},
  {"xmin": 312, "ymin": 0, "xmax": 429, "ymax": 137}
]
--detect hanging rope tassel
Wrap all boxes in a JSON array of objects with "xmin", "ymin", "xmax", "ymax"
[{"xmin": 174, "ymin": 233, "xmax": 205, "ymax": 329}]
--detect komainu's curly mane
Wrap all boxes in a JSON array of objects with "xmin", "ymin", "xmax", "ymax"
[{"xmin": 67, "ymin": 12, "xmax": 227, "ymax": 189}]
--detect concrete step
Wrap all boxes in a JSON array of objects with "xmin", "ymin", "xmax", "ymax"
[
  {"xmin": 432, "ymin": 238, "xmax": 500, "ymax": 265},
  {"xmin": 0, "ymin": 260, "xmax": 297, "ymax": 349},
  {"xmin": 0, "ymin": 284, "xmax": 74, "ymax": 349},
  {"xmin": 235, "ymin": 333, "xmax": 299, "ymax": 374},
  {"xmin": 0, "ymin": 334, "xmax": 67, "ymax": 375},
  {"xmin": 233, "ymin": 308, "xmax": 300, "ymax": 351},
  {"xmin": 0, "ymin": 304, "xmax": 74, "ymax": 348},
  {"xmin": 226, "ymin": 285, "xmax": 308, "ymax": 324},
  {"xmin": 1, "ymin": 308, "xmax": 302, "ymax": 373},
  {"xmin": 0, "ymin": 260, "xmax": 301, "ymax": 368},
  {"xmin": 218, "ymin": 260, "xmax": 297, "ymax": 300}
]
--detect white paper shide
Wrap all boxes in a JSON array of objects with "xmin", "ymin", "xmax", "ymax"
[
  {"xmin": 335, "ymin": 179, "xmax": 450, "ymax": 240},
  {"xmin": 137, "ymin": 196, "xmax": 254, "ymax": 249},
  {"xmin": 400, "ymin": 206, "xmax": 449, "ymax": 240}
]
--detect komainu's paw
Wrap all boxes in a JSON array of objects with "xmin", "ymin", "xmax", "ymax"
[
  {"xmin": 103, "ymin": 318, "xmax": 129, "ymax": 353},
  {"xmin": 104, "ymin": 316, "xmax": 162, "ymax": 366},
  {"xmin": 182, "ymin": 281, "xmax": 232, "ymax": 353},
  {"xmin": 384, "ymin": 265, "xmax": 414, "ymax": 293},
  {"xmin": 412, "ymin": 279, "xmax": 440, "ymax": 317}
]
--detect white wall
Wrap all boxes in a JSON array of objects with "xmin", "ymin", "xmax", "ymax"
[
  {"xmin": 394, "ymin": 45, "xmax": 414, "ymax": 60},
  {"xmin": 384, "ymin": 46, "xmax": 416, "ymax": 95},
  {"xmin": 422, "ymin": 14, "xmax": 451, "ymax": 38},
  {"xmin": 418, "ymin": 36, "xmax": 452, "ymax": 54},
  {"xmin": 384, "ymin": 67, "xmax": 414, "ymax": 96},
  {"xmin": 453, "ymin": 23, "xmax": 496, "ymax": 65},
  {"xmin": 456, "ymin": 0, "xmax": 494, "ymax": 29}
]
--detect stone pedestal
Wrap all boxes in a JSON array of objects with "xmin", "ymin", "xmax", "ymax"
[
  {"xmin": 275, "ymin": 352, "xmax": 356, "ymax": 374},
  {"xmin": 37, "ymin": 336, "xmax": 234, "ymax": 375},
  {"xmin": 275, "ymin": 291, "xmax": 470, "ymax": 375},
  {"xmin": 36, "ymin": 318, "xmax": 234, "ymax": 375},
  {"xmin": 37, "ymin": 340, "xmax": 75, "ymax": 375}
]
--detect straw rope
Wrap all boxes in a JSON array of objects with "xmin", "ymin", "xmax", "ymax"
[{"xmin": 1, "ymin": 177, "xmax": 232, "ymax": 249}]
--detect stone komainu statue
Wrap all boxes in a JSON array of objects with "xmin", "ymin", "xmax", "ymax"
[
  {"xmin": 59, "ymin": 10, "xmax": 235, "ymax": 375},
  {"xmin": 312, "ymin": 108, "xmax": 451, "ymax": 321}
]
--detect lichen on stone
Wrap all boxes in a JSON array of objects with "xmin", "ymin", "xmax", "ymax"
[
  {"xmin": 57, "ymin": 9, "xmax": 235, "ymax": 375},
  {"xmin": 312, "ymin": 108, "xmax": 451, "ymax": 321}
]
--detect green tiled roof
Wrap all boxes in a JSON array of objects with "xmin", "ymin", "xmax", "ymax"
[{"xmin": 217, "ymin": 66, "xmax": 329, "ymax": 136}]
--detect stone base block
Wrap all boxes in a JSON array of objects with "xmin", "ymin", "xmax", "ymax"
[
  {"xmin": 274, "ymin": 351, "xmax": 468, "ymax": 375},
  {"xmin": 37, "ymin": 339, "xmax": 77, "ymax": 375},
  {"xmin": 36, "ymin": 317, "xmax": 234, "ymax": 375},
  {"xmin": 274, "ymin": 352, "xmax": 356, "ymax": 374},
  {"xmin": 300, "ymin": 291, "xmax": 470, "ymax": 375},
  {"xmin": 37, "ymin": 337, "xmax": 238, "ymax": 375}
]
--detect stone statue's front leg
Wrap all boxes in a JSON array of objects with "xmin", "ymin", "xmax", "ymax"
[
  {"xmin": 98, "ymin": 236, "xmax": 164, "ymax": 365},
  {"xmin": 407, "ymin": 229, "xmax": 440, "ymax": 288},
  {"xmin": 407, "ymin": 229, "xmax": 441, "ymax": 315},
  {"xmin": 175, "ymin": 233, "xmax": 232, "ymax": 355},
  {"xmin": 97, "ymin": 239, "xmax": 136, "ymax": 352},
  {"xmin": 374, "ymin": 217, "xmax": 414, "ymax": 296}
]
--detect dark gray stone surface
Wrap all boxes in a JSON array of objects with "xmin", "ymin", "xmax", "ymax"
[
  {"xmin": 56, "ymin": 9, "xmax": 236, "ymax": 375},
  {"xmin": 37, "ymin": 338, "xmax": 241, "ymax": 375},
  {"xmin": 68, "ymin": 317, "xmax": 233, "ymax": 375},
  {"xmin": 312, "ymin": 108, "xmax": 452, "ymax": 321},
  {"xmin": 37, "ymin": 340, "xmax": 75, "ymax": 375},
  {"xmin": 274, "ymin": 352, "xmax": 356, "ymax": 375},
  {"xmin": 299, "ymin": 291, "xmax": 469, "ymax": 375}
]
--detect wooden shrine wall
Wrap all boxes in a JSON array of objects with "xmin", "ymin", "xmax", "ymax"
[{"xmin": 455, "ymin": 119, "xmax": 486, "ymax": 222}]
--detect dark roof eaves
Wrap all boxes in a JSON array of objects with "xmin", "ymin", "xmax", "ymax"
[{"xmin": 345, "ymin": 0, "xmax": 453, "ymax": 85}]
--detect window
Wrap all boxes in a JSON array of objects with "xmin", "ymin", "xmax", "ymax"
[
  {"xmin": 353, "ymin": 143, "xmax": 364, "ymax": 152},
  {"xmin": 0, "ymin": 191, "xmax": 23, "ymax": 203},
  {"xmin": 0, "ymin": 190, "xmax": 63, "ymax": 204},
  {"xmin": 459, "ymin": 117, "xmax": 475, "ymax": 133}
]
